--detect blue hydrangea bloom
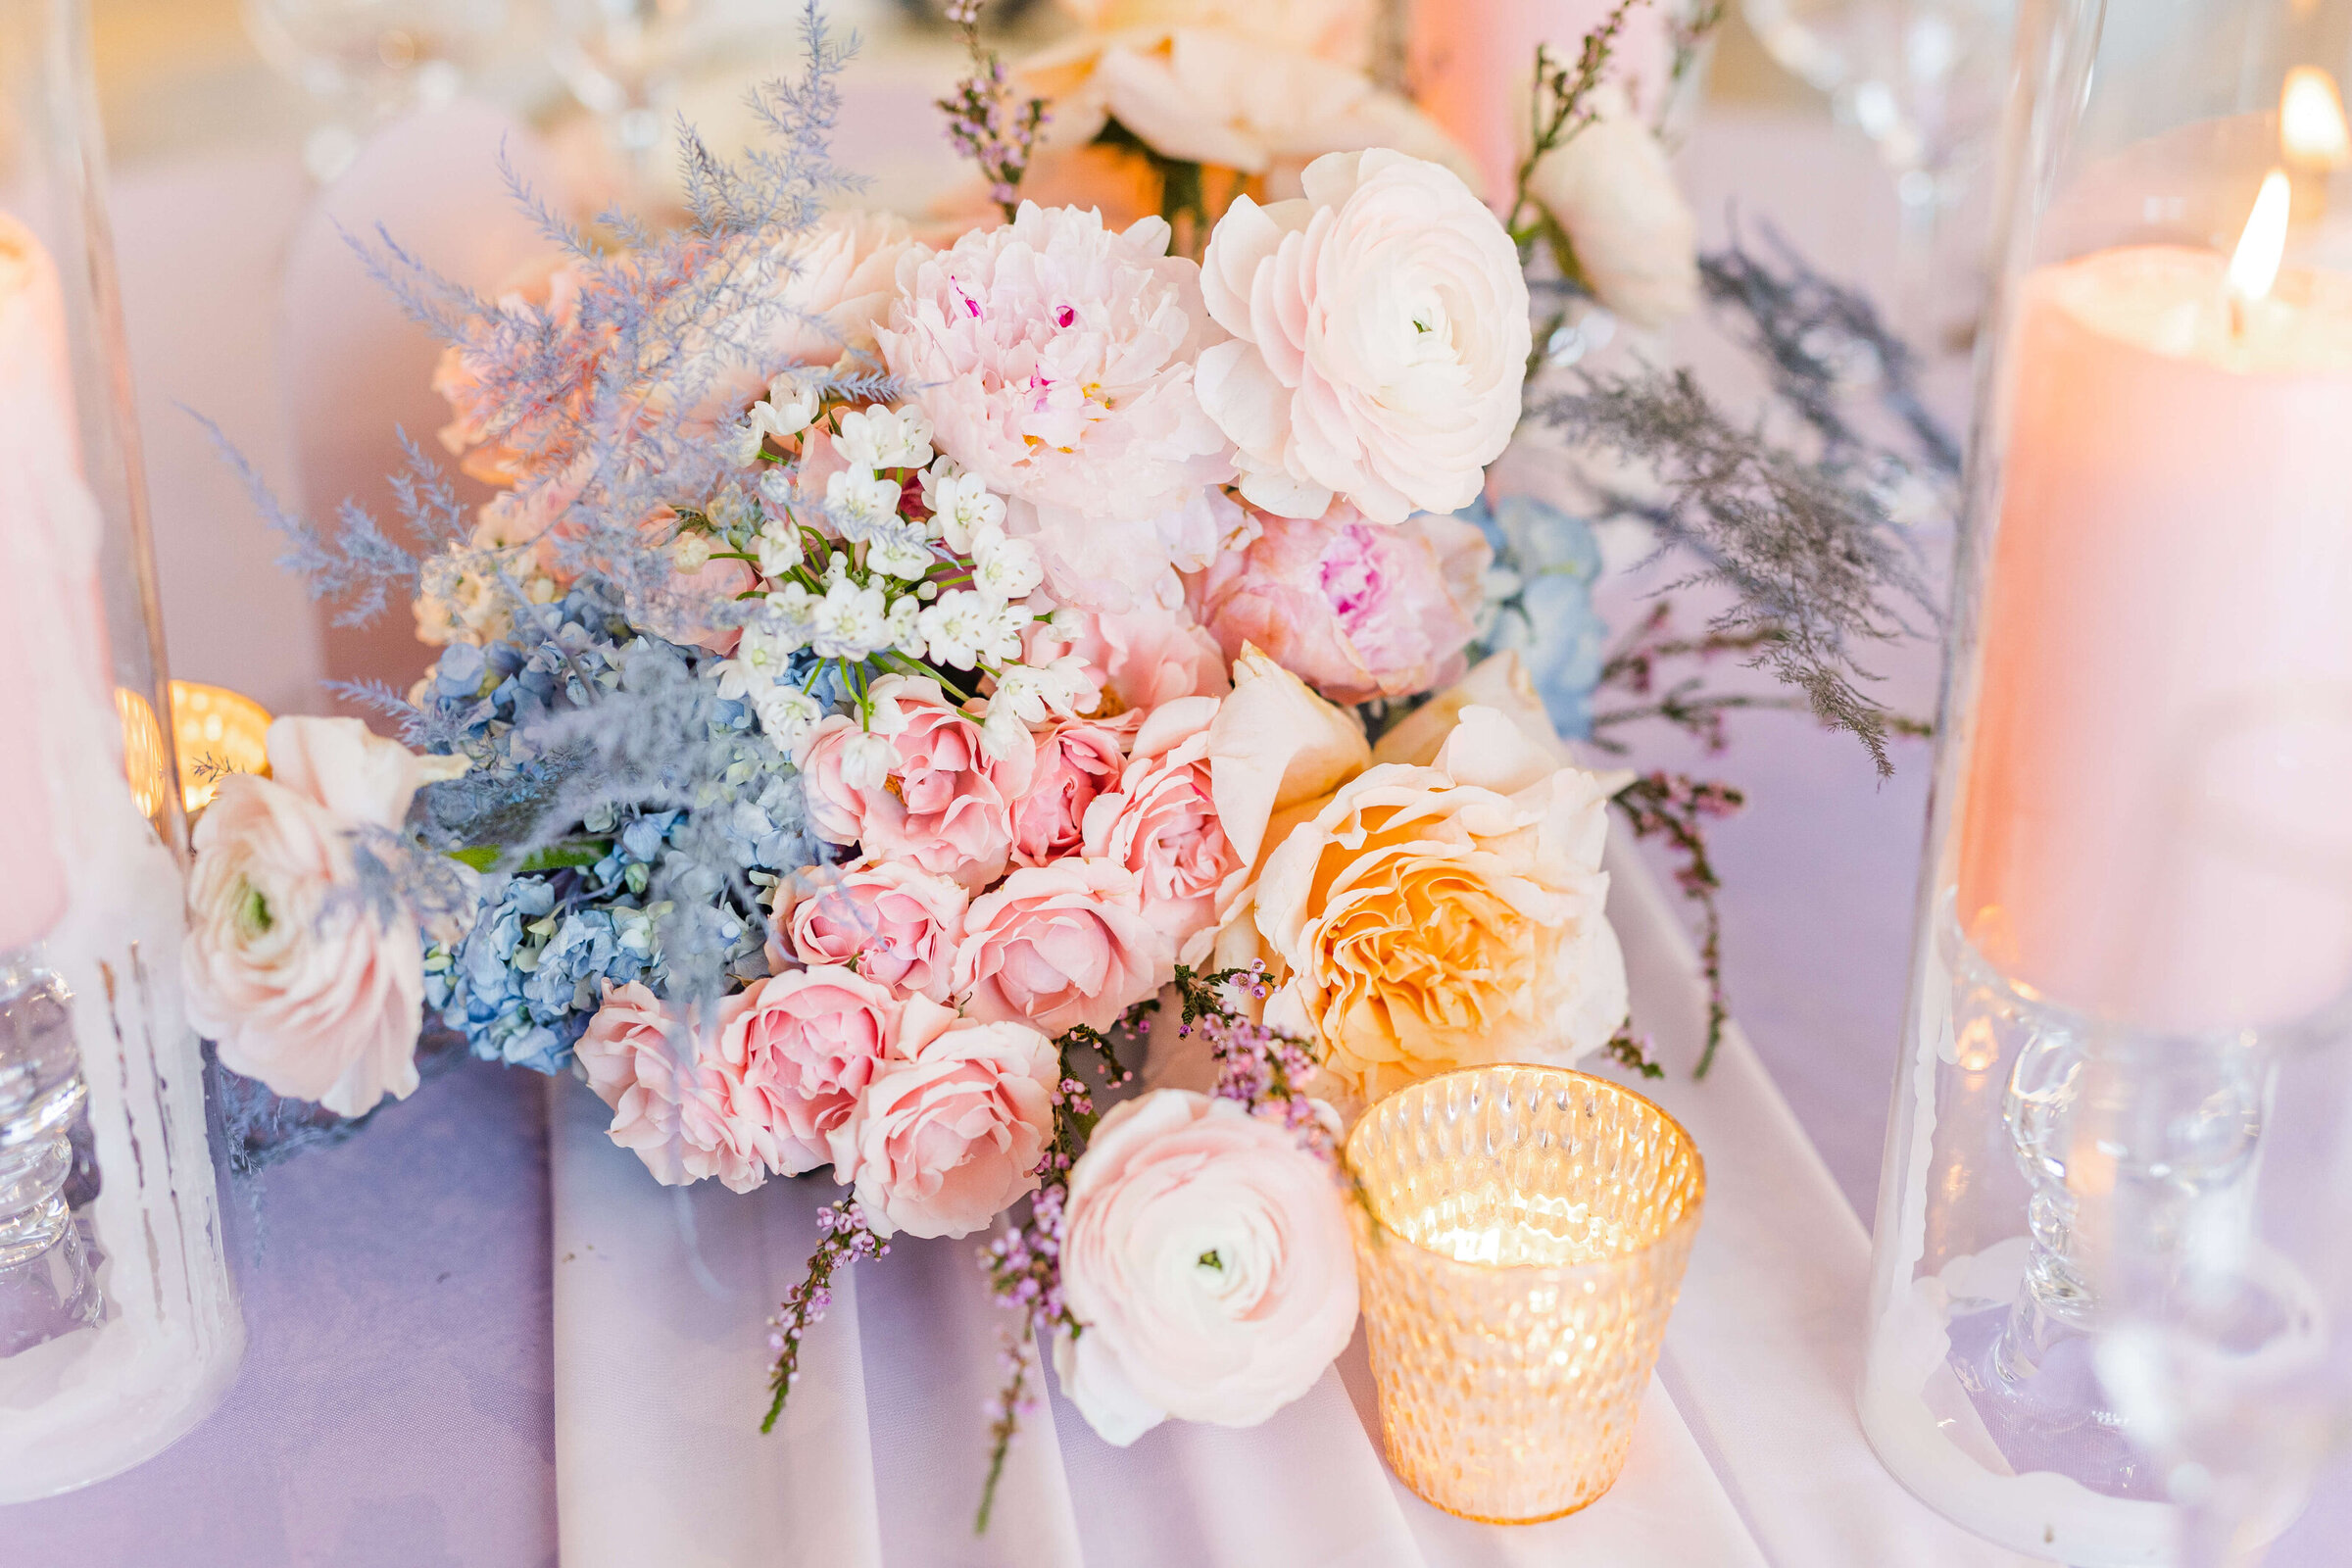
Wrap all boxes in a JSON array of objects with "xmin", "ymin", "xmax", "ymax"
[{"xmin": 1461, "ymin": 494, "xmax": 1608, "ymax": 740}]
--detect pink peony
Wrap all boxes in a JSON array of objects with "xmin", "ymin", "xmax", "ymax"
[
  {"xmin": 876, "ymin": 203, "xmax": 1234, "ymax": 603},
  {"xmin": 1024, "ymin": 600, "xmax": 1232, "ymax": 712},
  {"xmin": 716, "ymin": 965, "xmax": 901, "ymax": 1176},
  {"xmin": 827, "ymin": 997, "xmax": 1058, "ymax": 1239},
  {"xmin": 954, "ymin": 859, "xmax": 1171, "ymax": 1034},
  {"xmin": 799, "ymin": 675, "xmax": 1033, "ymax": 891},
  {"xmin": 1080, "ymin": 697, "xmax": 1242, "ymax": 961},
  {"xmin": 1198, "ymin": 150, "xmax": 1529, "ymax": 522},
  {"xmin": 575, "ymin": 980, "xmax": 765, "ymax": 1193},
  {"xmin": 780, "ymin": 860, "xmax": 970, "ymax": 1003},
  {"xmin": 1009, "ymin": 713, "xmax": 1138, "ymax": 867},
  {"xmin": 1054, "ymin": 1089, "xmax": 1358, "ymax": 1446},
  {"xmin": 1189, "ymin": 500, "xmax": 1489, "ymax": 704}
]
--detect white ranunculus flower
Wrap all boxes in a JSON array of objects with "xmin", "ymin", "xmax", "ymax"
[
  {"xmin": 1054, "ymin": 1089, "xmax": 1357, "ymax": 1446},
  {"xmin": 1052, "ymin": 0, "xmax": 1377, "ymax": 66},
  {"xmin": 1198, "ymin": 149, "xmax": 1530, "ymax": 524},
  {"xmin": 1525, "ymin": 86, "xmax": 1698, "ymax": 332}
]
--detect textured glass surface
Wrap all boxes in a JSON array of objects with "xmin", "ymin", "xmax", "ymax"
[{"xmin": 1347, "ymin": 1065, "xmax": 1705, "ymax": 1524}]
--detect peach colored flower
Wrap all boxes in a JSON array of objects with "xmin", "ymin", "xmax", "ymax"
[
  {"xmin": 432, "ymin": 254, "xmax": 596, "ymax": 487},
  {"xmin": 716, "ymin": 965, "xmax": 901, "ymax": 1177},
  {"xmin": 780, "ymin": 860, "xmax": 969, "ymax": 1003},
  {"xmin": 1024, "ymin": 600, "xmax": 1231, "ymax": 713},
  {"xmin": 1189, "ymin": 500, "xmax": 1489, "ymax": 704},
  {"xmin": 1010, "ymin": 713, "xmax": 1139, "ymax": 867},
  {"xmin": 1054, "ymin": 1089, "xmax": 1357, "ymax": 1446},
  {"xmin": 954, "ymin": 859, "xmax": 1170, "ymax": 1034},
  {"xmin": 827, "ymin": 997, "xmax": 1058, "ymax": 1239},
  {"xmin": 1254, "ymin": 706, "xmax": 1630, "ymax": 1099},
  {"xmin": 1053, "ymin": 0, "xmax": 1377, "ymax": 66},
  {"xmin": 799, "ymin": 675, "xmax": 1032, "ymax": 891},
  {"xmin": 1525, "ymin": 86, "xmax": 1698, "ymax": 331},
  {"xmin": 1203, "ymin": 647, "xmax": 1370, "ymax": 887},
  {"xmin": 1198, "ymin": 149, "xmax": 1529, "ymax": 522},
  {"xmin": 575, "ymin": 980, "xmax": 765, "ymax": 1193},
  {"xmin": 1081, "ymin": 696, "xmax": 1241, "ymax": 962}
]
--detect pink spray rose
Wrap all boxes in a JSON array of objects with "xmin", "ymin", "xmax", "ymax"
[
  {"xmin": 1009, "ymin": 713, "xmax": 1138, "ymax": 866},
  {"xmin": 826, "ymin": 997, "xmax": 1058, "ymax": 1239},
  {"xmin": 799, "ymin": 675, "xmax": 1033, "ymax": 891},
  {"xmin": 780, "ymin": 860, "xmax": 970, "ymax": 1004},
  {"xmin": 575, "ymin": 980, "xmax": 765, "ymax": 1194},
  {"xmin": 1054, "ymin": 1090, "xmax": 1358, "ymax": 1446},
  {"xmin": 716, "ymin": 965, "xmax": 901, "ymax": 1176},
  {"xmin": 1080, "ymin": 696, "xmax": 1242, "ymax": 962},
  {"xmin": 953, "ymin": 859, "xmax": 1171, "ymax": 1034},
  {"xmin": 1023, "ymin": 600, "xmax": 1231, "ymax": 712},
  {"xmin": 1189, "ymin": 501, "xmax": 1489, "ymax": 704}
]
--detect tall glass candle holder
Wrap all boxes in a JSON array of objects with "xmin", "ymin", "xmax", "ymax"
[
  {"xmin": 0, "ymin": 0, "xmax": 245, "ymax": 1498},
  {"xmin": 1347, "ymin": 1065, "xmax": 1704, "ymax": 1523},
  {"xmin": 1862, "ymin": 1, "xmax": 2352, "ymax": 1560}
]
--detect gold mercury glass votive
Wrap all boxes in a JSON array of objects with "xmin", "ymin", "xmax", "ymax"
[{"xmin": 1346, "ymin": 1064, "xmax": 1706, "ymax": 1524}]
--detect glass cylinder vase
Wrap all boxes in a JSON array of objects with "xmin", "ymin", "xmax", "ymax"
[
  {"xmin": 0, "ymin": 0, "xmax": 245, "ymax": 1498},
  {"xmin": 1862, "ymin": 1, "xmax": 2352, "ymax": 1561}
]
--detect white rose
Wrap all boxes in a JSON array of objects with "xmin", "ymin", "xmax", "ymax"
[
  {"xmin": 1198, "ymin": 149, "xmax": 1530, "ymax": 523},
  {"xmin": 1054, "ymin": 1089, "xmax": 1357, "ymax": 1446},
  {"xmin": 1525, "ymin": 86, "xmax": 1698, "ymax": 332}
]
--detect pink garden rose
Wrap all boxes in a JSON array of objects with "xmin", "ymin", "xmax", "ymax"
[
  {"xmin": 781, "ymin": 860, "xmax": 970, "ymax": 1003},
  {"xmin": 575, "ymin": 980, "xmax": 764, "ymax": 1194},
  {"xmin": 716, "ymin": 965, "xmax": 901, "ymax": 1176},
  {"xmin": 800, "ymin": 675, "xmax": 1033, "ymax": 891},
  {"xmin": 954, "ymin": 859, "xmax": 1170, "ymax": 1034},
  {"xmin": 1189, "ymin": 500, "xmax": 1489, "ymax": 704},
  {"xmin": 826, "ymin": 997, "xmax": 1058, "ymax": 1239},
  {"xmin": 1198, "ymin": 149, "xmax": 1529, "ymax": 522},
  {"xmin": 1009, "ymin": 714, "xmax": 1138, "ymax": 866},
  {"xmin": 1081, "ymin": 697, "xmax": 1242, "ymax": 961},
  {"xmin": 1023, "ymin": 600, "xmax": 1231, "ymax": 713},
  {"xmin": 1054, "ymin": 1090, "xmax": 1358, "ymax": 1446}
]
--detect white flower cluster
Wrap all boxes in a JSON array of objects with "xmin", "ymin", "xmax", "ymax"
[{"xmin": 710, "ymin": 399, "xmax": 1093, "ymax": 760}]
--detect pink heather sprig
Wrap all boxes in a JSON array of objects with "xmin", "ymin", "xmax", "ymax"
[
  {"xmin": 974, "ymin": 1322, "xmax": 1042, "ymax": 1534},
  {"xmin": 938, "ymin": 0, "xmax": 1048, "ymax": 221},
  {"xmin": 760, "ymin": 1198, "xmax": 888, "ymax": 1435},
  {"xmin": 1169, "ymin": 961, "xmax": 1335, "ymax": 1159}
]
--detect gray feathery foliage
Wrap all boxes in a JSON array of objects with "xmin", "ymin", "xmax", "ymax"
[{"xmin": 1543, "ymin": 237, "xmax": 1951, "ymax": 776}]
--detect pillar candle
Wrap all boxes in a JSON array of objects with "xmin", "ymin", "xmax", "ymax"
[
  {"xmin": 1958, "ymin": 241, "xmax": 2352, "ymax": 1031},
  {"xmin": 1405, "ymin": 0, "xmax": 1678, "ymax": 205}
]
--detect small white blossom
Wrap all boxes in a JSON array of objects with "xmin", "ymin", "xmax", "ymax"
[
  {"xmin": 751, "ymin": 686, "xmax": 824, "ymax": 753},
  {"xmin": 917, "ymin": 589, "xmax": 1033, "ymax": 670},
  {"xmin": 824, "ymin": 466, "xmax": 905, "ymax": 542},
  {"xmin": 730, "ymin": 377, "xmax": 820, "ymax": 465},
  {"xmin": 715, "ymin": 623, "xmax": 797, "ymax": 700},
  {"xmin": 980, "ymin": 701, "xmax": 1033, "ymax": 762},
  {"xmin": 841, "ymin": 731, "xmax": 898, "ymax": 791},
  {"xmin": 765, "ymin": 582, "xmax": 819, "ymax": 648},
  {"xmin": 919, "ymin": 459, "xmax": 1007, "ymax": 552},
  {"xmin": 755, "ymin": 521, "xmax": 805, "ymax": 579},
  {"xmin": 836, "ymin": 405, "xmax": 936, "ymax": 472},
  {"xmin": 969, "ymin": 527, "xmax": 1043, "ymax": 602},
  {"xmin": 809, "ymin": 576, "xmax": 892, "ymax": 660},
  {"xmin": 670, "ymin": 531, "xmax": 712, "ymax": 573},
  {"xmin": 866, "ymin": 519, "xmax": 937, "ymax": 582}
]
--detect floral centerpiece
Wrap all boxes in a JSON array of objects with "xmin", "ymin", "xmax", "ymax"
[{"xmin": 186, "ymin": 0, "xmax": 1946, "ymax": 1526}]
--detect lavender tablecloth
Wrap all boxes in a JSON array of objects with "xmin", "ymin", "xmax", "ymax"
[{"xmin": 12, "ymin": 105, "xmax": 2346, "ymax": 1566}]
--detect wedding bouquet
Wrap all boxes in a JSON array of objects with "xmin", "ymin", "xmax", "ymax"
[{"xmin": 182, "ymin": 0, "xmax": 1938, "ymax": 1518}]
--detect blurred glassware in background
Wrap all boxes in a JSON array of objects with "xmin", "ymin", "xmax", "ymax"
[
  {"xmin": 546, "ymin": 0, "xmax": 711, "ymax": 200},
  {"xmin": 241, "ymin": 0, "xmax": 515, "ymax": 180},
  {"xmin": 1740, "ymin": 0, "xmax": 2015, "ymax": 351}
]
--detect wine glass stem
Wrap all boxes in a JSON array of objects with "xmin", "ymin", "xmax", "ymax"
[{"xmin": 1893, "ymin": 166, "xmax": 1946, "ymax": 355}]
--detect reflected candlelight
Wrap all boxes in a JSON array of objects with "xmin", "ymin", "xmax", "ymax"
[{"xmin": 2281, "ymin": 66, "xmax": 2352, "ymax": 171}]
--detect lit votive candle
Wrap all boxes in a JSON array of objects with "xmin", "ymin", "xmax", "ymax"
[{"xmin": 1346, "ymin": 1064, "xmax": 1705, "ymax": 1524}]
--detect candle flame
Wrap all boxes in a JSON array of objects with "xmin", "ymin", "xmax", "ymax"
[
  {"xmin": 2230, "ymin": 170, "xmax": 2292, "ymax": 303},
  {"xmin": 2281, "ymin": 67, "xmax": 2352, "ymax": 169}
]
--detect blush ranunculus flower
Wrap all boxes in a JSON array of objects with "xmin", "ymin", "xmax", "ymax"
[
  {"xmin": 799, "ymin": 675, "xmax": 1032, "ymax": 891},
  {"xmin": 1023, "ymin": 600, "xmax": 1231, "ymax": 713},
  {"xmin": 716, "ymin": 964, "xmax": 901, "ymax": 1176},
  {"xmin": 1198, "ymin": 149, "xmax": 1530, "ymax": 523},
  {"xmin": 826, "ymin": 997, "xmax": 1058, "ymax": 1240},
  {"xmin": 181, "ymin": 716, "xmax": 462, "ymax": 1117},
  {"xmin": 1524, "ymin": 86, "xmax": 1698, "ymax": 331},
  {"xmin": 780, "ymin": 859, "xmax": 970, "ymax": 1003},
  {"xmin": 953, "ymin": 859, "xmax": 1170, "ymax": 1034},
  {"xmin": 1054, "ymin": 1089, "xmax": 1358, "ymax": 1446},
  {"xmin": 876, "ymin": 204, "xmax": 1235, "ymax": 603},
  {"xmin": 1189, "ymin": 500, "xmax": 1490, "ymax": 704},
  {"xmin": 1254, "ymin": 705, "xmax": 1631, "ymax": 1100},
  {"xmin": 1080, "ymin": 696, "xmax": 1242, "ymax": 962},
  {"xmin": 1009, "ymin": 713, "xmax": 1138, "ymax": 866},
  {"xmin": 575, "ymin": 979, "xmax": 766, "ymax": 1193}
]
